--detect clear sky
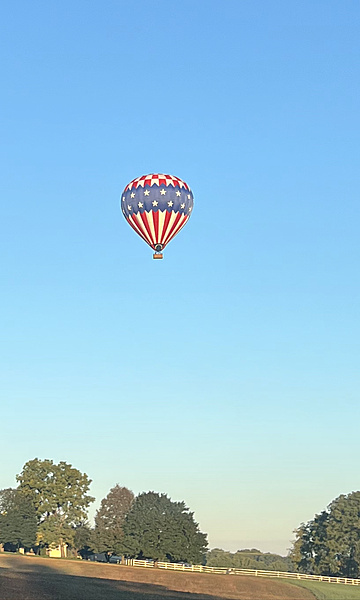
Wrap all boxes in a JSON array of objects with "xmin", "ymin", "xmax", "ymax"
[{"xmin": 1, "ymin": 0, "xmax": 359, "ymax": 556}]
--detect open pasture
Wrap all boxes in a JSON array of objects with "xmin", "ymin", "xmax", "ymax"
[
  {"xmin": 286, "ymin": 579, "xmax": 360, "ymax": 600},
  {"xmin": 0, "ymin": 554, "xmax": 313, "ymax": 600}
]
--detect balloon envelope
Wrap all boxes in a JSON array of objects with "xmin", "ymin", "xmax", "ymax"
[{"xmin": 121, "ymin": 173, "xmax": 194, "ymax": 253}]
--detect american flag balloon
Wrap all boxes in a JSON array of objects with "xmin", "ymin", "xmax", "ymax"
[{"xmin": 121, "ymin": 173, "xmax": 194, "ymax": 258}]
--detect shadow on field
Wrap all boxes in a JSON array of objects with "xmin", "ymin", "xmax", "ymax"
[
  {"xmin": 0, "ymin": 559, "xmax": 232, "ymax": 600},
  {"xmin": 0, "ymin": 555, "xmax": 316, "ymax": 600}
]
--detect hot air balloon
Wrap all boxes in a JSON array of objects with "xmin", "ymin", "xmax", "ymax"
[{"xmin": 121, "ymin": 173, "xmax": 194, "ymax": 259}]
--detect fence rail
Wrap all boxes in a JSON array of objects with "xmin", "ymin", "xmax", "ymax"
[
  {"xmin": 229, "ymin": 568, "xmax": 360, "ymax": 585},
  {"xmin": 124, "ymin": 559, "xmax": 360, "ymax": 586}
]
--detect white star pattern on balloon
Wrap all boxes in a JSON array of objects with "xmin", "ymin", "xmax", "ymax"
[
  {"xmin": 138, "ymin": 202, "xmax": 143, "ymax": 208},
  {"xmin": 127, "ymin": 205, "xmax": 132, "ymax": 210},
  {"xmin": 167, "ymin": 201, "xmax": 173, "ymax": 207},
  {"xmin": 144, "ymin": 190, "xmax": 150, "ymax": 196},
  {"xmin": 176, "ymin": 191, "xmax": 181, "ymax": 197},
  {"xmin": 160, "ymin": 189, "xmax": 166, "ymax": 195},
  {"xmin": 152, "ymin": 200, "xmax": 158, "ymax": 206},
  {"xmin": 130, "ymin": 192, "xmax": 135, "ymax": 198}
]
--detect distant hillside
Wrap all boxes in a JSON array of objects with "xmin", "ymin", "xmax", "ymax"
[{"xmin": 207, "ymin": 547, "xmax": 294, "ymax": 572}]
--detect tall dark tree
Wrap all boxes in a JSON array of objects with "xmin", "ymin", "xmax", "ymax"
[
  {"xmin": 122, "ymin": 491, "xmax": 208, "ymax": 564},
  {"xmin": 73, "ymin": 522, "xmax": 95, "ymax": 558},
  {"xmin": 94, "ymin": 485, "xmax": 134, "ymax": 555},
  {"xmin": 291, "ymin": 491, "xmax": 360, "ymax": 577},
  {"xmin": 290, "ymin": 523, "xmax": 314, "ymax": 573},
  {"xmin": 17, "ymin": 458, "xmax": 94, "ymax": 554},
  {"xmin": 0, "ymin": 488, "xmax": 37, "ymax": 550}
]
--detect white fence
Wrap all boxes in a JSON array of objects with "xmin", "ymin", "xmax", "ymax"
[{"xmin": 124, "ymin": 559, "xmax": 360, "ymax": 586}]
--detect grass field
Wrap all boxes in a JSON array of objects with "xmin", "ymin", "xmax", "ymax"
[
  {"xmin": 287, "ymin": 579, "xmax": 360, "ymax": 600},
  {"xmin": 2, "ymin": 553, "xmax": 360, "ymax": 600},
  {"xmin": 0, "ymin": 553, "xmax": 314, "ymax": 600}
]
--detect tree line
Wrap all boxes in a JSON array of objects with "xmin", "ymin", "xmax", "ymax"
[
  {"xmin": 0, "ymin": 458, "xmax": 207, "ymax": 564},
  {"xmin": 207, "ymin": 548, "xmax": 293, "ymax": 572},
  {"xmin": 1, "ymin": 458, "xmax": 359, "ymax": 575}
]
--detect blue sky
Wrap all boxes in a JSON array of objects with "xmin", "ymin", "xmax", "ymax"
[{"xmin": 1, "ymin": 0, "xmax": 359, "ymax": 555}]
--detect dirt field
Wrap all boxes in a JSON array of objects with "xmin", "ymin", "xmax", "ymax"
[{"xmin": 0, "ymin": 554, "xmax": 315, "ymax": 600}]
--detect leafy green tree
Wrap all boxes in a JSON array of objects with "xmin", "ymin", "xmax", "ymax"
[
  {"xmin": 37, "ymin": 514, "xmax": 75, "ymax": 550},
  {"xmin": 290, "ymin": 524, "xmax": 314, "ymax": 573},
  {"xmin": 291, "ymin": 491, "xmax": 360, "ymax": 577},
  {"xmin": 17, "ymin": 458, "xmax": 94, "ymax": 554},
  {"xmin": 122, "ymin": 491, "xmax": 208, "ymax": 563},
  {"xmin": 0, "ymin": 488, "xmax": 37, "ymax": 550},
  {"xmin": 94, "ymin": 485, "xmax": 134, "ymax": 555},
  {"xmin": 326, "ymin": 493, "xmax": 360, "ymax": 577}
]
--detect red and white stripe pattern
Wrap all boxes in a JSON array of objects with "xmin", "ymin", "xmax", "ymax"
[{"xmin": 126, "ymin": 210, "xmax": 190, "ymax": 250}]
